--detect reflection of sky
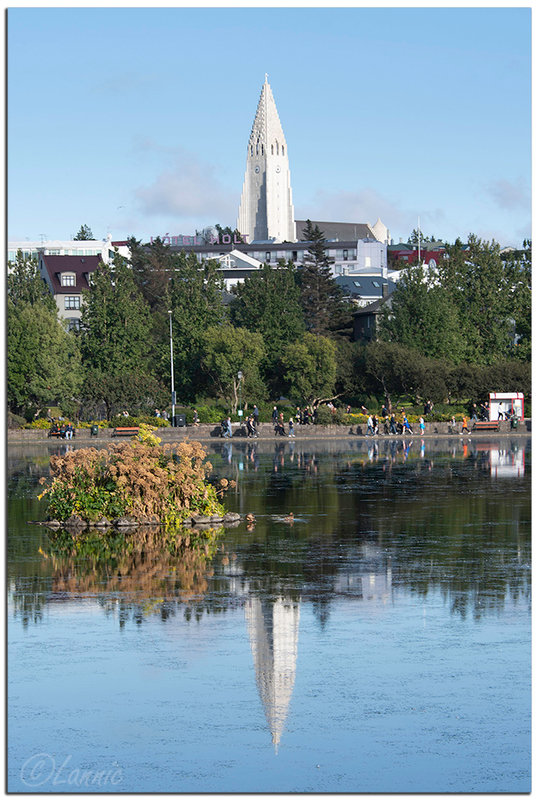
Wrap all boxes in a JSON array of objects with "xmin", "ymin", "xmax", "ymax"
[{"xmin": 7, "ymin": 440, "xmax": 531, "ymax": 792}]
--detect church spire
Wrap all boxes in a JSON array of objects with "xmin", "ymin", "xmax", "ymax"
[{"xmin": 237, "ymin": 77, "xmax": 295, "ymax": 243}]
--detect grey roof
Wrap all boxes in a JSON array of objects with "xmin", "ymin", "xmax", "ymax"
[
  {"xmin": 295, "ymin": 220, "xmax": 374, "ymax": 241},
  {"xmin": 352, "ymin": 294, "xmax": 393, "ymax": 316},
  {"xmin": 336, "ymin": 275, "xmax": 396, "ymax": 298}
]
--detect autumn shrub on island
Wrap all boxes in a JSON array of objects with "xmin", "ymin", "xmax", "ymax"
[{"xmin": 38, "ymin": 437, "xmax": 227, "ymax": 526}]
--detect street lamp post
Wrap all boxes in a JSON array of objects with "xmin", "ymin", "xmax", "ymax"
[
  {"xmin": 168, "ymin": 311, "xmax": 176, "ymax": 426},
  {"xmin": 237, "ymin": 371, "xmax": 243, "ymax": 418}
]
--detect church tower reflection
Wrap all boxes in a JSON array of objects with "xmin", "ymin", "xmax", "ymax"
[{"xmin": 245, "ymin": 595, "xmax": 300, "ymax": 752}]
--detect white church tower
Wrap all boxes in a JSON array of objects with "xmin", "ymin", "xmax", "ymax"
[{"xmin": 237, "ymin": 76, "xmax": 296, "ymax": 243}]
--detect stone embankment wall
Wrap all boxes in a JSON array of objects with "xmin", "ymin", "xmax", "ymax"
[{"xmin": 7, "ymin": 419, "xmax": 531, "ymax": 444}]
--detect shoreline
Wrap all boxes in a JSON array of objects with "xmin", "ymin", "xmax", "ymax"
[{"xmin": 7, "ymin": 419, "xmax": 531, "ymax": 444}]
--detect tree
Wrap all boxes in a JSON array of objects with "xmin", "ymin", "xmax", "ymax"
[
  {"xmin": 201, "ymin": 324, "xmax": 267, "ymax": 412},
  {"xmin": 80, "ymin": 253, "xmax": 153, "ymax": 374},
  {"xmin": 82, "ymin": 371, "xmax": 166, "ymax": 420},
  {"xmin": 379, "ymin": 264, "xmax": 466, "ymax": 363},
  {"xmin": 129, "ymin": 236, "xmax": 175, "ymax": 311},
  {"xmin": 501, "ymin": 240, "xmax": 531, "ymax": 361},
  {"xmin": 168, "ymin": 252, "xmax": 226, "ymax": 400},
  {"xmin": 7, "ymin": 249, "xmax": 56, "ymax": 311},
  {"xmin": 363, "ymin": 341, "xmax": 417, "ymax": 409},
  {"xmin": 74, "ymin": 224, "xmax": 94, "ymax": 241},
  {"xmin": 7, "ymin": 300, "xmax": 82, "ymax": 417},
  {"xmin": 436, "ymin": 235, "xmax": 518, "ymax": 364},
  {"xmin": 79, "ymin": 253, "xmax": 157, "ymax": 416},
  {"xmin": 280, "ymin": 333, "xmax": 337, "ymax": 405},
  {"xmin": 229, "ymin": 261, "xmax": 305, "ymax": 360},
  {"xmin": 299, "ymin": 220, "xmax": 352, "ymax": 338},
  {"xmin": 408, "ymin": 229, "xmax": 438, "ymax": 246}
]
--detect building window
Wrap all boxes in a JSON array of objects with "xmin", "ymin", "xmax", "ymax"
[
  {"xmin": 343, "ymin": 249, "xmax": 348, "ymax": 260},
  {"xmin": 265, "ymin": 252, "xmax": 271, "ymax": 262},
  {"xmin": 61, "ymin": 274, "xmax": 76, "ymax": 287},
  {"xmin": 64, "ymin": 296, "xmax": 80, "ymax": 310},
  {"xmin": 292, "ymin": 251, "xmax": 298, "ymax": 261},
  {"xmin": 271, "ymin": 145, "xmax": 274, "ymax": 154},
  {"xmin": 282, "ymin": 145, "xmax": 285, "ymax": 155},
  {"xmin": 372, "ymin": 280, "xmax": 380, "ymax": 288},
  {"xmin": 66, "ymin": 318, "xmax": 80, "ymax": 331}
]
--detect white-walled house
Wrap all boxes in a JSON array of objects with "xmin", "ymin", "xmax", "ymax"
[
  {"xmin": 8, "ymin": 234, "xmax": 130, "ymax": 267},
  {"xmin": 39, "ymin": 253, "xmax": 101, "ymax": 330}
]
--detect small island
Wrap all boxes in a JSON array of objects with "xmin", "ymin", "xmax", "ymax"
[{"xmin": 37, "ymin": 428, "xmax": 239, "ymax": 531}]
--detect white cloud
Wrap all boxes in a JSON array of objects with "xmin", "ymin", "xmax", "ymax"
[
  {"xmin": 134, "ymin": 149, "xmax": 237, "ymax": 224},
  {"xmin": 296, "ymin": 187, "xmax": 449, "ymax": 241},
  {"xmin": 485, "ymin": 178, "xmax": 530, "ymax": 212}
]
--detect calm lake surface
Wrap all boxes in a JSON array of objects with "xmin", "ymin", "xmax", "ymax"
[{"xmin": 8, "ymin": 436, "xmax": 531, "ymax": 793}]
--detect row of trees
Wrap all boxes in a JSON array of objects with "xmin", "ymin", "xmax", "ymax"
[{"xmin": 7, "ymin": 225, "xmax": 531, "ymax": 421}]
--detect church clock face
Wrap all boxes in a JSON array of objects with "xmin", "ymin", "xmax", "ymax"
[
  {"xmin": 254, "ymin": 166, "xmax": 260, "ymax": 173},
  {"xmin": 275, "ymin": 166, "xmax": 281, "ymax": 173}
]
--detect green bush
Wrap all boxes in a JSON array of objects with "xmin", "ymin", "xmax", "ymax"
[
  {"xmin": 38, "ymin": 439, "xmax": 225, "ymax": 524},
  {"xmin": 8, "ymin": 411, "xmax": 26, "ymax": 429},
  {"xmin": 314, "ymin": 406, "xmax": 336, "ymax": 425}
]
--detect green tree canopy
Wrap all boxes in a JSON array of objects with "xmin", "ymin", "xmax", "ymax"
[
  {"xmin": 74, "ymin": 224, "xmax": 94, "ymax": 240},
  {"xmin": 7, "ymin": 249, "xmax": 56, "ymax": 311},
  {"xmin": 437, "ymin": 235, "xmax": 518, "ymax": 364},
  {"xmin": 229, "ymin": 261, "xmax": 305, "ymax": 354},
  {"xmin": 80, "ymin": 253, "xmax": 154, "ymax": 374},
  {"xmin": 280, "ymin": 332, "xmax": 337, "ymax": 405},
  {"xmin": 167, "ymin": 252, "xmax": 226, "ymax": 400},
  {"xmin": 299, "ymin": 220, "xmax": 352, "ymax": 338},
  {"xmin": 379, "ymin": 264, "xmax": 465, "ymax": 363},
  {"xmin": 201, "ymin": 324, "xmax": 267, "ymax": 413},
  {"xmin": 501, "ymin": 240, "xmax": 531, "ymax": 361},
  {"xmin": 8, "ymin": 301, "xmax": 82, "ymax": 416},
  {"xmin": 129, "ymin": 236, "xmax": 175, "ymax": 310}
]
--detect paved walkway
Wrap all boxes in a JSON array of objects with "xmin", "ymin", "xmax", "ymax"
[{"xmin": 7, "ymin": 419, "xmax": 531, "ymax": 444}]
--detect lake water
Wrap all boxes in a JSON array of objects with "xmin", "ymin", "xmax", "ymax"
[{"xmin": 7, "ymin": 436, "xmax": 531, "ymax": 793}]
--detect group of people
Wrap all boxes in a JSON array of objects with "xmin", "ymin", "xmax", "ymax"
[
  {"xmin": 154, "ymin": 409, "xmax": 169, "ymax": 420},
  {"xmin": 49, "ymin": 421, "xmax": 75, "ymax": 439},
  {"xmin": 271, "ymin": 407, "xmax": 295, "ymax": 437},
  {"xmin": 366, "ymin": 409, "xmax": 415, "ymax": 436}
]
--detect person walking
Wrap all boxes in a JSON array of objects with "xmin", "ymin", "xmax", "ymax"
[
  {"xmin": 366, "ymin": 415, "xmax": 374, "ymax": 436},
  {"xmin": 272, "ymin": 406, "xmax": 278, "ymax": 424},
  {"xmin": 288, "ymin": 417, "xmax": 295, "ymax": 437},
  {"xmin": 419, "ymin": 416, "xmax": 425, "ymax": 434},
  {"xmin": 223, "ymin": 417, "xmax": 232, "ymax": 438},
  {"xmin": 193, "ymin": 409, "xmax": 200, "ymax": 426},
  {"xmin": 389, "ymin": 414, "xmax": 397, "ymax": 435},
  {"xmin": 403, "ymin": 415, "xmax": 413, "ymax": 434},
  {"xmin": 253, "ymin": 405, "xmax": 259, "ymax": 427},
  {"xmin": 461, "ymin": 415, "xmax": 469, "ymax": 434}
]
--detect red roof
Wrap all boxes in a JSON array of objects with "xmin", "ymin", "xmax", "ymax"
[{"xmin": 41, "ymin": 254, "xmax": 101, "ymax": 294}]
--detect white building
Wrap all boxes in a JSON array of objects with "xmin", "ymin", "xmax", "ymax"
[
  {"xmin": 38, "ymin": 253, "xmax": 102, "ymax": 330},
  {"xmin": 237, "ymin": 76, "xmax": 296, "ymax": 243},
  {"xmin": 7, "ymin": 234, "xmax": 130, "ymax": 266}
]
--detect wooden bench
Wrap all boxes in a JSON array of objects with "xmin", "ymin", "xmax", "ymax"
[
  {"xmin": 473, "ymin": 421, "xmax": 499, "ymax": 432},
  {"xmin": 111, "ymin": 427, "xmax": 140, "ymax": 437},
  {"xmin": 48, "ymin": 428, "xmax": 76, "ymax": 438}
]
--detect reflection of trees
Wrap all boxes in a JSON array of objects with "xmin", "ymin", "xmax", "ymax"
[
  {"xmin": 215, "ymin": 440, "xmax": 531, "ymax": 623},
  {"xmin": 8, "ymin": 438, "xmax": 531, "ymax": 628},
  {"xmin": 11, "ymin": 525, "xmax": 225, "ymax": 628}
]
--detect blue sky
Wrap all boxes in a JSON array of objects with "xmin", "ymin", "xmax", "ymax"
[{"xmin": 7, "ymin": 5, "xmax": 531, "ymax": 247}]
